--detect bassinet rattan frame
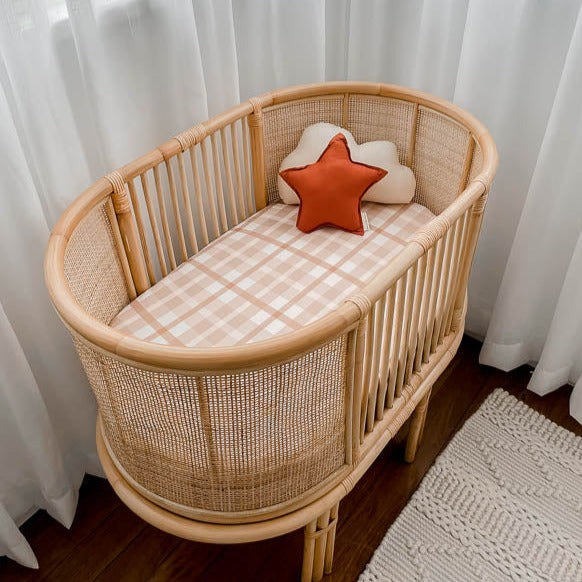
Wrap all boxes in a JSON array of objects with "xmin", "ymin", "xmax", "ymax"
[{"xmin": 45, "ymin": 82, "xmax": 497, "ymax": 581}]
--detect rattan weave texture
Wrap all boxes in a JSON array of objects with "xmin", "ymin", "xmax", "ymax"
[
  {"xmin": 75, "ymin": 334, "xmax": 347, "ymax": 515},
  {"xmin": 262, "ymin": 96, "xmax": 343, "ymax": 203},
  {"xmin": 63, "ymin": 200, "xmax": 129, "ymax": 324},
  {"xmin": 346, "ymin": 95, "xmax": 415, "ymax": 164},
  {"xmin": 412, "ymin": 107, "xmax": 472, "ymax": 214}
]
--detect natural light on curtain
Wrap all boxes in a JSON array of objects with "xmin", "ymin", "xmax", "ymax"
[{"xmin": 1, "ymin": 0, "xmax": 582, "ymax": 568}]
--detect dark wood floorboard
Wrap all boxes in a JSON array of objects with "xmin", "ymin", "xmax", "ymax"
[{"xmin": 1, "ymin": 336, "xmax": 580, "ymax": 582}]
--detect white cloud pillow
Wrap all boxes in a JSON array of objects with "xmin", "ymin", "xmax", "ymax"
[{"xmin": 278, "ymin": 123, "xmax": 416, "ymax": 205}]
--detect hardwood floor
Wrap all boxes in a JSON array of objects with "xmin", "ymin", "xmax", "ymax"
[{"xmin": 1, "ymin": 336, "xmax": 580, "ymax": 582}]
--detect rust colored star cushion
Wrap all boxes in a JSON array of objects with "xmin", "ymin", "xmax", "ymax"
[{"xmin": 279, "ymin": 133, "xmax": 387, "ymax": 235}]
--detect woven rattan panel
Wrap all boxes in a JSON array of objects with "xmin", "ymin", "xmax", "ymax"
[
  {"xmin": 64, "ymin": 200, "xmax": 129, "ymax": 324},
  {"xmin": 262, "ymin": 95, "xmax": 343, "ymax": 203},
  {"xmin": 412, "ymin": 107, "xmax": 472, "ymax": 215},
  {"xmin": 467, "ymin": 139, "xmax": 483, "ymax": 184},
  {"xmin": 76, "ymin": 335, "xmax": 348, "ymax": 514},
  {"xmin": 346, "ymin": 95, "xmax": 416, "ymax": 165}
]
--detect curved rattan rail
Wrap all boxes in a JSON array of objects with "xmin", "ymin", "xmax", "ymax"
[
  {"xmin": 45, "ymin": 82, "xmax": 496, "ymax": 372},
  {"xmin": 45, "ymin": 82, "xmax": 498, "ymax": 582}
]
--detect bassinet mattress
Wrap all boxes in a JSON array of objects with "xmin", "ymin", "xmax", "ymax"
[{"xmin": 111, "ymin": 202, "xmax": 434, "ymax": 348}]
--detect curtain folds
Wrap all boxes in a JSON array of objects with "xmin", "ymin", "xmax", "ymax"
[
  {"xmin": 480, "ymin": 6, "xmax": 582, "ymax": 421},
  {"xmin": 0, "ymin": 0, "xmax": 580, "ymax": 568}
]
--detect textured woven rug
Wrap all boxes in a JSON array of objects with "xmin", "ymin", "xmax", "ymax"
[{"xmin": 359, "ymin": 389, "xmax": 582, "ymax": 582}]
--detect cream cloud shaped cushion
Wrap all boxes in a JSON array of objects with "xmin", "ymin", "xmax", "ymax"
[{"xmin": 278, "ymin": 123, "xmax": 416, "ymax": 205}]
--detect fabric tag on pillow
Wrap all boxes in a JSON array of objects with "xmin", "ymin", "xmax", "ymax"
[{"xmin": 362, "ymin": 211, "xmax": 370, "ymax": 233}]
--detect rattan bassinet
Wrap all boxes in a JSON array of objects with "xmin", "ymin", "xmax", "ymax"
[{"xmin": 45, "ymin": 82, "xmax": 497, "ymax": 581}]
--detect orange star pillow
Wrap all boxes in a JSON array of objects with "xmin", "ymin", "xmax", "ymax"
[{"xmin": 279, "ymin": 134, "xmax": 387, "ymax": 235}]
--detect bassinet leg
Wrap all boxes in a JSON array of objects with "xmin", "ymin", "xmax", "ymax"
[
  {"xmin": 301, "ymin": 502, "xmax": 339, "ymax": 582},
  {"xmin": 404, "ymin": 388, "xmax": 432, "ymax": 463}
]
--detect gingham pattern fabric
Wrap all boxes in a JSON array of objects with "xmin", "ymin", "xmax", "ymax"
[{"xmin": 111, "ymin": 202, "xmax": 434, "ymax": 347}]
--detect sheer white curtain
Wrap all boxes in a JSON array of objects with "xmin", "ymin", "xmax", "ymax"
[
  {"xmin": 1, "ymin": 0, "xmax": 581, "ymax": 568},
  {"xmin": 480, "ymin": 6, "xmax": 582, "ymax": 423}
]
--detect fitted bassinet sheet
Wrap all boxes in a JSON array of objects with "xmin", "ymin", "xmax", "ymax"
[{"xmin": 111, "ymin": 202, "xmax": 434, "ymax": 348}]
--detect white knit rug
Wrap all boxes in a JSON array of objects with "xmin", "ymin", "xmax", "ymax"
[{"xmin": 359, "ymin": 389, "xmax": 582, "ymax": 582}]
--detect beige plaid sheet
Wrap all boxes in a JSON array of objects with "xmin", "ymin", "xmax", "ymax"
[{"xmin": 111, "ymin": 202, "xmax": 434, "ymax": 347}]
